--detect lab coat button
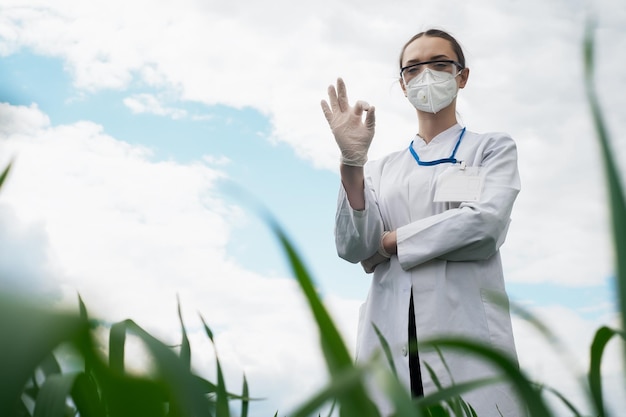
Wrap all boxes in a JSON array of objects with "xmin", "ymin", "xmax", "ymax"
[{"xmin": 401, "ymin": 346, "xmax": 408, "ymax": 357}]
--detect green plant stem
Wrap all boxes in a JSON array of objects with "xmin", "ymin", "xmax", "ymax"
[{"xmin": 583, "ymin": 20, "xmax": 626, "ymax": 349}]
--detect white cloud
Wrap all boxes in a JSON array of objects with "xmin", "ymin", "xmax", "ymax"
[
  {"xmin": 0, "ymin": 101, "xmax": 344, "ymax": 415},
  {"xmin": 0, "ymin": 97, "xmax": 624, "ymax": 415},
  {"xmin": 1, "ymin": 0, "xmax": 623, "ymax": 291},
  {"xmin": 123, "ymin": 93, "xmax": 188, "ymax": 119},
  {"xmin": 0, "ymin": 102, "xmax": 50, "ymax": 136},
  {"xmin": 2, "ymin": 0, "xmax": 624, "ymax": 168},
  {"xmin": 0, "ymin": 203, "xmax": 62, "ymax": 299},
  {"xmin": 1, "ymin": 0, "xmax": 625, "ymax": 414}
]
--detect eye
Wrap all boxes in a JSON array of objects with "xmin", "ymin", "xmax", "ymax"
[{"xmin": 405, "ymin": 65, "xmax": 421, "ymax": 75}]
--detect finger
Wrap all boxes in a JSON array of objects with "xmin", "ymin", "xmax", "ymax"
[
  {"xmin": 336, "ymin": 77, "xmax": 349, "ymax": 112},
  {"xmin": 365, "ymin": 105, "xmax": 376, "ymax": 130},
  {"xmin": 320, "ymin": 100, "xmax": 333, "ymax": 124},
  {"xmin": 353, "ymin": 100, "xmax": 370, "ymax": 117},
  {"xmin": 327, "ymin": 84, "xmax": 340, "ymax": 114}
]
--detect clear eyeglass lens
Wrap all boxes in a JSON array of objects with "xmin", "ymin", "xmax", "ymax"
[{"xmin": 402, "ymin": 61, "xmax": 457, "ymax": 83}]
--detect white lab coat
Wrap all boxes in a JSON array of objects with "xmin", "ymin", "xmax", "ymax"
[{"xmin": 335, "ymin": 124, "xmax": 526, "ymax": 416}]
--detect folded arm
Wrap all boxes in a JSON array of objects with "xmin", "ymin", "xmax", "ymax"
[{"xmin": 396, "ymin": 134, "xmax": 520, "ymax": 269}]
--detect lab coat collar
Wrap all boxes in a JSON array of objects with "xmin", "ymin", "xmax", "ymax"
[{"xmin": 415, "ymin": 123, "xmax": 464, "ymax": 148}]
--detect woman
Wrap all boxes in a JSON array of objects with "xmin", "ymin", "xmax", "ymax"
[{"xmin": 321, "ymin": 29, "xmax": 526, "ymax": 416}]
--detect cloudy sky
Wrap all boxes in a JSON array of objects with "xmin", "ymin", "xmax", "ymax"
[{"xmin": 0, "ymin": 0, "xmax": 625, "ymax": 415}]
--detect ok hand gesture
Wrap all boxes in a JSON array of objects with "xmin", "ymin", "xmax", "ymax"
[{"xmin": 321, "ymin": 78, "xmax": 376, "ymax": 167}]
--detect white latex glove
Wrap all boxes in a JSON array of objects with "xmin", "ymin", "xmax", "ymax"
[{"xmin": 321, "ymin": 78, "xmax": 376, "ymax": 166}]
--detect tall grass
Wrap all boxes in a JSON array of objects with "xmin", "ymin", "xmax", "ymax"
[
  {"xmin": 582, "ymin": 20, "xmax": 626, "ymax": 417},
  {"xmin": 0, "ymin": 22, "xmax": 624, "ymax": 417}
]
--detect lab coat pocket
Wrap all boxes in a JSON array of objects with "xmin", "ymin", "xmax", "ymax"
[
  {"xmin": 480, "ymin": 288, "xmax": 513, "ymax": 349},
  {"xmin": 433, "ymin": 165, "xmax": 484, "ymax": 202}
]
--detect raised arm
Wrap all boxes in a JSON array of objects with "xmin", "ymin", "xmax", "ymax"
[{"xmin": 321, "ymin": 78, "xmax": 375, "ymax": 211}]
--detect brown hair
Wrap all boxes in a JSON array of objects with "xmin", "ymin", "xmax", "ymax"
[{"xmin": 398, "ymin": 29, "xmax": 466, "ymax": 71}]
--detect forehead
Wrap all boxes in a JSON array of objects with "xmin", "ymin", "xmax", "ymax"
[{"xmin": 401, "ymin": 36, "xmax": 456, "ymax": 67}]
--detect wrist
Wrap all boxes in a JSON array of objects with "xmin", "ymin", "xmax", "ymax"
[
  {"xmin": 378, "ymin": 231, "xmax": 392, "ymax": 258},
  {"xmin": 380, "ymin": 230, "xmax": 397, "ymax": 256}
]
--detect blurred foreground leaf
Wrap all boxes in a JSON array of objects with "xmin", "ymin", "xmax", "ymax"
[
  {"xmin": 0, "ymin": 295, "xmax": 88, "ymax": 416},
  {"xmin": 34, "ymin": 373, "xmax": 80, "ymax": 417},
  {"xmin": 422, "ymin": 338, "xmax": 550, "ymax": 416},
  {"xmin": 0, "ymin": 161, "xmax": 11, "ymax": 190},
  {"xmin": 264, "ymin": 214, "xmax": 380, "ymax": 417},
  {"xmin": 583, "ymin": 20, "xmax": 626, "ymax": 351},
  {"xmin": 588, "ymin": 326, "xmax": 625, "ymax": 417}
]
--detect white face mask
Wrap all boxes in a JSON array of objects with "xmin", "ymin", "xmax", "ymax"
[{"xmin": 405, "ymin": 68, "xmax": 459, "ymax": 113}]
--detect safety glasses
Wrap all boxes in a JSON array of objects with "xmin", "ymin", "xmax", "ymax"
[{"xmin": 400, "ymin": 59, "xmax": 463, "ymax": 84}]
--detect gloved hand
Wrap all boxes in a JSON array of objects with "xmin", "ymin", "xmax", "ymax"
[
  {"xmin": 361, "ymin": 231, "xmax": 392, "ymax": 273},
  {"xmin": 321, "ymin": 78, "xmax": 376, "ymax": 166}
]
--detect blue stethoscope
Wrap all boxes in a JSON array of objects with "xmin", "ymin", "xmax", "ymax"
[{"xmin": 409, "ymin": 127, "xmax": 466, "ymax": 166}]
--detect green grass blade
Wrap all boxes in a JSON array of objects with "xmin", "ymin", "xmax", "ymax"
[
  {"xmin": 33, "ymin": 373, "xmax": 80, "ymax": 417},
  {"xmin": 0, "ymin": 161, "xmax": 12, "ymax": 191},
  {"xmin": 14, "ymin": 398, "xmax": 31, "ymax": 417},
  {"xmin": 324, "ymin": 400, "xmax": 337, "ymax": 417},
  {"xmin": 95, "ymin": 373, "xmax": 168, "ymax": 417},
  {"xmin": 289, "ymin": 365, "xmax": 371, "ymax": 417},
  {"xmin": 240, "ymin": 375, "xmax": 249, "ymax": 417},
  {"xmin": 269, "ymin": 219, "xmax": 352, "ymax": 369},
  {"xmin": 583, "ymin": 19, "xmax": 626, "ymax": 349},
  {"xmin": 193, "ymin": 374, "xmax": 261, "ymax": 404},
  {"xmin": 0, "ymin": 295, "xmax": 87, "ymax": 416},
  {"xmin": 536, "ymin": 384, "xmax": 584, "ymax": 417},
  {"xmin": 132, "ymin": 320, "xmax": 211, "ymax": 417},
  {"xmin": 192, "ymin": 375, "xmax": 218, "ymax": 395},
  {"xmin": 588, "ymin": 326, "xmax": 624, "ymax": 417},
  {"xmin": 226, "ymin": 181, "xmax": 379, "ymax": 414},
  {"xmin": 89, "ymin": 323, "xmax": 170, "ymax": 417},
  {"xmin": 78, "ymin": 295, "xmax": 88, "ymax": 321},
  {"xmin": 459, "ymin": 400, "xmax": 477, "ymax": 417},
  {"xmin": 414, "ymin": 376, "xmax": 501, "ymax": 409},
  {"xmin": 419, "ymin": 367, "xmax": 491, "ymax": 415},
  {"xmin": 200, "ymin": 315, "xmax": 230, "ymax": 417},
  {"xmin": 100, "ymin": 319, "xmax": 209, "ymax": 417},
  {"xmin": 432, "ymin": 347, "xmax": 463, "ymax": 416},
  {"xmin": 372, "ymin": 323, "xmax": 397, "ymax": 377},
  {"xmin": 423, "ymin": 362, "xmax": 444, "ymax": 391},
  {"xmin": 215, "ymin": 358, "xmax": 230, "ymax": 417},
  {"xmin": 177, "ymin": 296, "xmax": 191, "ymax": 371},
  {"xmin": 22, "ymin": 376, "xmax": 39, "ymax": 406},
  {"xmin": 376, "ymin": 368, "xmax": 425, "ymax": 417},
  {"xmin": 109, "ymin": 321, "xmax": 128, "ymax": 374},
  {"xmin": 497, "ymin": 294, "xmax": 597, "ymax": 414},
  {"xmin": 425, "ymin": 404, "xmax": 449, "ymax": 417},
  {"xmin": 434, "ymin": 347, "xmax": 456, "ymax": 385},
  {"xmin": 508, "ymin": 299, "xmax": 596, "ymax": 410},
  {"xmin": 71, "ymin": 373, "xmax": 106, "ymax": 417},
  {"xmin": 264, "ymin": 215, "xmax": 380, "ymax": 417},
  {"xmin": 509, "ymin": 301, "xmax": 571, "ymax": 357},
  {"xmin": 76, "ymin": 295, "xmax": 95, "ymax": 377},
  {"xmin": 39, "ymin": 353, "xmax": 62, "ymax": 379},
  {"xmin": 421, "ymin": 337, "xmax": 550, "ymax": 416}
]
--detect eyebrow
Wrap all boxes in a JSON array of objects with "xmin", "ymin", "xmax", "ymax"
[{"xmin": 403, "ymin": 54, "xmax": 451, "ymax": 65}]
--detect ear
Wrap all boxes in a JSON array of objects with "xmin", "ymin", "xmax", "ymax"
[{"xmin": 458, "ymin": 67, "xmax": 470, "ymax": 89}]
